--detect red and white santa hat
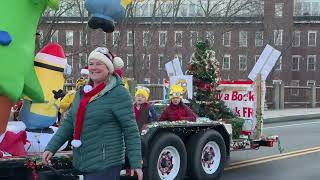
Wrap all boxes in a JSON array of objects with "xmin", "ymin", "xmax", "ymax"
[
  {"xmin": 80, "ymin": 66, "xmax": 89, "ymax": 76},
  {"xmin": 87, "ymin": 47, "xmax": 124, "ymax": 73},
  {"xmin": 35, "ymin": 43, "xmax": 67, "ymax": 70}
]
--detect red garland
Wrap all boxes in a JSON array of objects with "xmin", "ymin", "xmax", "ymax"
[
  {"xmin": 26, "ymin": 160, "xmax": 38, "ymax": 180},
  {"xmin": 194, "ymin": 79, "xmax": 215, "ymax": 91}
]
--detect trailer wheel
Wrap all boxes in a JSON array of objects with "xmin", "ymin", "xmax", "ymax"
[
  {"xmin": 146, "ymin": 132, "xmax": 187, "ymax": 180},
  {"xmin": 187, "ymin": 130, "xmax": 226, "ymax": 180}
]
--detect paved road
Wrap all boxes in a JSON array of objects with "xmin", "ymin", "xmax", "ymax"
[
  {"xmin": 121, "ymin": 119, "xmax": 320, "ymax": 180},
  {"xmin": 221, "ymin": 119, "xmax": 320, "ymax": 180}
]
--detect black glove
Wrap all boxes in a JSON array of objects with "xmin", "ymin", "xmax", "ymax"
[{"xmin": 52, "ymin": 89, "xmax": 65, "ymax": 100}]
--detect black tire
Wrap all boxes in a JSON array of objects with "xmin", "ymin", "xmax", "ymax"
[
  {"xmin": 146, "ymin": 132, "xmax": 187, "ymax": 180},
  {"xmin": 187, "ymin": 130, "xmax": 226, "ymax": 180}
]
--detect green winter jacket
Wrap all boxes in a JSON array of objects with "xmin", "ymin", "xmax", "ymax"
[{"xmin": 45, "ymin": 75, "xmax": 142, "ymax": 173}]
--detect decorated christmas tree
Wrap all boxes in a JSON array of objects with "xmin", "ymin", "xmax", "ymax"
[{"xmin": 187, "ymin": 41, "xmax": 235, "ymax": 120}]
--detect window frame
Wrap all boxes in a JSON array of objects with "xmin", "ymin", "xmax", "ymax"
[
  {"xmin": 291, "ymin": 55, "xmax": 301, "ymax": 71},
  {"xmin": 308, "ymin": 31, "xmax": 317, "ymax": 47},
  {"xmin": 238, "ymin": 55, "xmax": 247, "ymax": 71},
  {"xmin": 307, "ymin": 55, "xmax": 316, "ymax": 71},
  {"xmin": 239, "ymin": 31, "xmax": 248, "ymax": 47},
  {"xmin": 222, "ymin": 55, "xmax": 231, "ymax": 70},
  {"xmin": 175, "ymin": 31, "xmax": 183, "ymax": 47}
]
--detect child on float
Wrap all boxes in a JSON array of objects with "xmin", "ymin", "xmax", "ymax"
[
  {"xmin": 134, "ymin": 86, "xmax": 158, "ymax": 132},
  {"xmin": 160, "ymin": 85, "xmax": 197, "ymax": 121}
]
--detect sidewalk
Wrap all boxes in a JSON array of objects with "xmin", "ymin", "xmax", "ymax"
[{"xmin": 264, "ymin": 108, "xmax": 320, "ymax": 124}]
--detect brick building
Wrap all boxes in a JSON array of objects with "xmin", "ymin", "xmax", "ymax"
[{"xmin": 39, "ymin": 0, "xmax": 320, "ymax": 90}]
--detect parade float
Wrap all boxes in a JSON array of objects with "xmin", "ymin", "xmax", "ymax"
[
  {"xmin": 135, "ymin": 42, "xmax": 282, "ymax": 180},
  {"xmin": 0, "ymin": 1, "xmax": 282, "ymax": 180}
]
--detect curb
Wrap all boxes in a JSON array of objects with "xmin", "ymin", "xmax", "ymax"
[{"xmin": 264, "ymin": 114, "xmax": 320, "ymax": 124}]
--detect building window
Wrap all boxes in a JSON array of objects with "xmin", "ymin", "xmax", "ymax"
[
  {"xmin": 159, "ymin": 31, "xmax": 167, "ymax": 47},
  {"xmin": 307, "ymin": 55, "xmax": 316, "ymax": 71},
  {"xmin": 255, "ymin": 31, "xmax": 263, "ymax": 47},
  {"xmin": 272, "ymin": 80, "xmax": 282, "ymax": 84},
  {"xmin": 112, "ymin": 31, "xmax": 120, "ymax": 46},
  {"xmin": 175, "ymin": 54, "xmax": 182, "ymax": 66},
  {"xmin": 295, "ymin": 1, "xmax": 320, "ymax": 16},
  {"xmin": 189, "ymin": 3, "xmax": 196, "ymax": 16},
  {"xmin": 292, "ymin": 31, "xmax": 300, "ymax": 47},
  {"xmin": 127, "ymin": 54, "xmax": 133, "ymax": 69},
  {"xmin": 144, "ymin": 78, "xmax": 151, "ymax": 84},
  {"xmin": 80, "ymin": 31, "xmax": 87, "ymax": 46},
  {"xmin": 223, "ymin": 31, "xmax": 231, "ymax": 47},
  {"xmin": 292, "ymin": 55, "xmax": 301, "ymax": 71},
  {"xmin": 307, "ymin": 80, "xmax": 316, "ymax": 86},
  {"xmin": 158, "ymin": 54, "xmax": 165, "ymax": 70},
  {"xmin": 275, "ymin": 56, "xmax": 282, "ymax": 71},
  {"xmin": 308, "ymin": 31, "xmax": 317, "ymax": 47},
  {"xmin": 66, "ymin": 78, "xmax": 74, "ymax": 84},
  {"xmin": 79, "ymin": 53, "xmax": 87, "ymax": 69},
  {"xmin": 222, "ymin": 55, "xmax": 231, "ymax": 70},
  {"xmin": 143, "ymin": 31, "xmax": 151, "ymax": 47},
  {"xmin": 142, "ymin": 54, "xmax": 151, "ymax": 69},
  {"xmin": 175, "ymin": 31, "xmax": 183, "ymax": 47},
  {"xmin": 51, "ymin": 30, "xmax": 58, "ymax": 42},
  {"xmin": 179, "ymin": 3, "xmax": 188, "ymax": 17},
  {"xmin": 239, "ymin": 55, "xmax": 247, "ymax": 71},
  {"xmin": 127, "ymin": 31, "xmax": 134, "ymax": 47},
  {"xmin": 275, "ymin": 3, "xmax": 284, "ymax": 17},
  {"xmin": 66, "ymin": 54, "xmax": 73, "ymax": 68},
  {"xmin": 65, "ymin": 31, "xmax": 73, "ymax": 46},
  {"xmin": 206, "ymin": 31, "xmax": 214, "ymax": 46},
  {"xmin": 255, "ymin": 55, "xmax": 260, "ymax": 63},
  {"xmin": 290, "ymin": 80, "xmax": 299, "ymax": 96},
  {"xmin": 239, "ymin": 31, "xmax": 247, "ymax": 47},
  {"xmin": 190, "ymin": 31, "xmax": 198, "ymax": 46},
  {"xmin": 274, "ymin": 30, "xmax": 283, "ymax": 46}
]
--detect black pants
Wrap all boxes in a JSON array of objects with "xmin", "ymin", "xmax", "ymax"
[{"xmin": 84, "ymin": 166, "xmax": 121, "ymax": 180}]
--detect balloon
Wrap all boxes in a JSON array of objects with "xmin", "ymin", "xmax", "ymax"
[
  {"xmin": 85, "ymin": 0, "xmax": 134, "ymax": 33},
  {"xmin": 0, "ymin": 0, "xmax": 59, "ymax": 133},
  {"xmin": 20, "ymin": 43, "xmax": 68, "ymax": 129}
]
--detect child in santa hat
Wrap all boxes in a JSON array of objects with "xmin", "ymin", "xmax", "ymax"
[
  {"xmin": 134, "ymin": 86, "xmax": 158, "ymax": 132},
  {"xmin": 160, "ymin": 85, "xmax": 197, "ymax": 122}
]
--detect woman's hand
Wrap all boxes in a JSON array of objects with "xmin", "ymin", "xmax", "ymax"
[
  {"xmin": 42, "ymin": 151, "xmax": 53, "ymax": 165},
  {"xmin": 131, "ymin": 169, "xmax": 143, "ymax": 180}
]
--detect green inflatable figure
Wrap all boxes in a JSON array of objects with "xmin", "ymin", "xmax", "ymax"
[{"xmin": 0, "ymin": 0, "xmax": 59, "ymax": 134}]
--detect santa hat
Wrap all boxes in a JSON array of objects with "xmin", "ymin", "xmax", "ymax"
[
  {"xmin": 88, "ymin": 47, "xmax": 124, "ymax": 73},
  {"xmin": 35, "ymin": 43, "xmax": 67, "ymax": 72},
  {"xmin": 80, "ymin": 66, "xmax": 89, "ymax": 75}
]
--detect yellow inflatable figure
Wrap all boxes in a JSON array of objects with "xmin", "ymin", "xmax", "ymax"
[
  {"xmin": 60, "ymin": 78, "xmax": 87, "ymax": 114},
  {"xmin": 20, "ymin": 43, "xmax": 69, "ymax": 129}
]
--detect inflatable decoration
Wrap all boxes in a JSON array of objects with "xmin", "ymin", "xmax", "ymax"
[
  {"xmin": 0, "ymin": 0, "xmax": 60, "ymax": 134},
  {"xmin": 0, "ymin": 122, "xmax": 29, "ymax": 157},
  {"xmin": 20, "ymin": 43, "xmax": 69, "ymax": 130},
  {"xmin": 85, "ymin": 0, "xmax": 134, "ymax": 33},
  {"xmin": 5, "ymin": 121, "xmax": 67, "ymax": 154}
]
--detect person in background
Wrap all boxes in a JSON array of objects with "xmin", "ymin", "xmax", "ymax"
[
  {"xmin": 134, "ymin": 86, "xmax": 158, "ymax": 132},
  {"xmin": 160, "ymin": 85, "xmax": 197, "ymax": 122},
  {"xmin": 42, "ymin": 47, "xmax": 143, "ymax": 180},
  {"xmin": 59, "ymin": 67, "xmax": 89, "ymax": 116}
]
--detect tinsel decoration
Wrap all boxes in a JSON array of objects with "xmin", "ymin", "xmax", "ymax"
[{"xmin": 24, "ymin": 153, "xmax": 73, "ymax": 180}]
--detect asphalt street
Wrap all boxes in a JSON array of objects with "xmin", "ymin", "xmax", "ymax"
[
  {"xmin": 121, "ymin": 119, "xmax": 320, "ymax": 180},
  {"xmin": 221, "ymin": 119, "xmax": 320, "ymax": 180}
]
